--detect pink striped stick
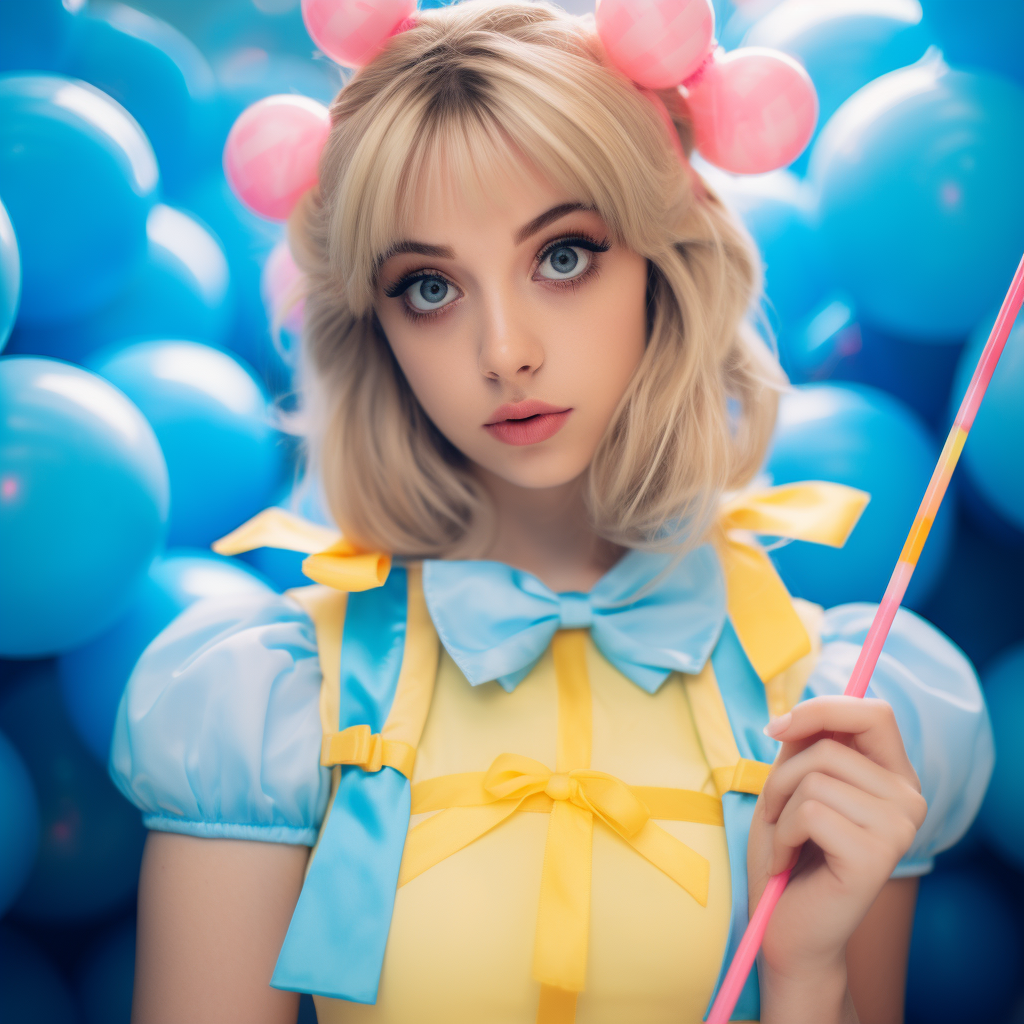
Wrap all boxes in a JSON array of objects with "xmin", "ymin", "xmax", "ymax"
[{"xmin": 707, "ymin": 252, "xmax": 1024, "ymax": 1024}]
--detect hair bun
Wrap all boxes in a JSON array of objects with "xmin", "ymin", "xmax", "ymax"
[
  {"xmin": 684, "ymin": 47, "xmax": 818, "ymax": 175},
  {"xmin": 301, "ymin": 0, "xmax": 417, "ymax": 68}
]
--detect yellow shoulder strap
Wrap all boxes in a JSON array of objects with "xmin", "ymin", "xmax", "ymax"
[
  {"xmin": 762, "ymin": 597, "xmax": 823, "ymax": 719},
  {"xmin": 289, "ymin": 564, "xmax": 440, "ymax": 780},
  {"xmin": 285, "ymin": 583, "xmax": 347, "ymax": 737},
  {"xmin": 684, "ymin": 603, "xmax": 822, "ymax": 797}
]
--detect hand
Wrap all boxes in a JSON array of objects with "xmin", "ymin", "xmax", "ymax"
[{"xmin": 747, "ymin": 696, "xmax": 927, "ymax": 1019}]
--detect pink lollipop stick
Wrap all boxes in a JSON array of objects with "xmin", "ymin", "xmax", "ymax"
[{"xmin": 707, "ymin": 251, "xmax": 1024, "ymax": 1024}]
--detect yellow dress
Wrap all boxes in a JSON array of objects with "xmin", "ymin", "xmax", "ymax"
[{"xmin": 316, "ymin": 634, "xmax": 737, "ymax": 1024}]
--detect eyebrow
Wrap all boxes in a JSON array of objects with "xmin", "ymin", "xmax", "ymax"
[
  {"xmin": 513, "ymin": 202, "xmax": 594, "ymax": 245},
  {"xmin": 377, "ymin": 202, "xmax": 596, "ymax": 271}
]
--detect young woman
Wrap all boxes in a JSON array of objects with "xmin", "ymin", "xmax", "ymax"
[{"xmin": 110, "ymin": 3, "xmax": 993, "ymax": 1022}]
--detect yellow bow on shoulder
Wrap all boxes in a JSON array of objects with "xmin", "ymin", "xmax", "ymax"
[
  {"xmin": 211, "ymin": 507, "xmax": 391, "ymax": 592},
  {"xmin": 716, "ymin": 481, "xmax": 869, "ymax": 682}
]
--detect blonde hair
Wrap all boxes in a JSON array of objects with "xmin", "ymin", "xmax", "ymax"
[{"xmin": 289, "ymin": 0, "xmax": 784, "ymax": 558}]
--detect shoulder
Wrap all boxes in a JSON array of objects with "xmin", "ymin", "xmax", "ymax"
[
  {"xmin": 808, "ymin": 603, "xmax": 994, "ymax": 875},
  {"xmin": 109, "ymin": 590, "xmax": 330, "ymax": 846}
]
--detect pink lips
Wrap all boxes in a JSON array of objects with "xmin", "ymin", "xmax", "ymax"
[{"xmin": 483, "ymin": 399, "xmax": 573, "ymax": 446}]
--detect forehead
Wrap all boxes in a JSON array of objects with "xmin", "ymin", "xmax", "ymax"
[{"xmin": 395, "ymin": 151, "xmax": 583, "ymax": 248}]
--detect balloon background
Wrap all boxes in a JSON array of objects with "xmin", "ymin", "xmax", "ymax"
[{"xmin": 0, "ymin": 1, "xmax": 1022, "ymax": 1022}]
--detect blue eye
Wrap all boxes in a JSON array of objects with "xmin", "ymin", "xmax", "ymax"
[
  {"xmin": 537, "ymin": 244, "xmax": 592, "ymax": 282},
  {"xmin": 405, "ymin": 275, "xmax": 457, "ymax": 312}
]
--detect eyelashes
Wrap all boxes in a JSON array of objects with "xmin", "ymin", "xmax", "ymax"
[{"xmin": 383, "ymin": 230, "xmax": 612, "ymax": 322}]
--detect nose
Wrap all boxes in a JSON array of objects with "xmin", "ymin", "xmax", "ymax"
[{"xmin": 477, "ymin": 287, "xmax": 544, "ymax": 383}]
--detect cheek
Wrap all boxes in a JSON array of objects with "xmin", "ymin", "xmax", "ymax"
[
  {"xmin": 566, "ymin": 254, "xmax": 648, "ymax": 403},
  {"xmin": 382, "ymin": 321, "xmax": 481, "ymax": 435}
]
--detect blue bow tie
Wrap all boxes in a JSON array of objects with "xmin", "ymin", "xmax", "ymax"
[{"xmin": 421, "ymin": 545, "xmax": 727, "ymax": 693}]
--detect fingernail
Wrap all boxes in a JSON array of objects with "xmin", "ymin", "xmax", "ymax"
[{"xmin": 764, "ymin": 712, "xmax": 792, "ymax": 738}]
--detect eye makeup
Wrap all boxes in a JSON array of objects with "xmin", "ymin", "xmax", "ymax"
[{"xmin": 381, "ymin": 228, "xmax": 613, "ymax": 323}]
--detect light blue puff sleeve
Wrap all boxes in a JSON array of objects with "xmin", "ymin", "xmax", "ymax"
[
  {"xmin": 806, "ymin": 603, "xmax": 994, "ymax": 878},
  {"xmin": 109, "ymin": 592, "xmax": 330, "ymax": 846}
]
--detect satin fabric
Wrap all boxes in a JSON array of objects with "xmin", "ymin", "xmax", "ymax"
[
  {"xmin": 273, "ymin": 568, "xmax": 410, "ymax": 1002},
  {"xmin": 422, "ymin": 545, "xmax": 726, "ymax": 693}
]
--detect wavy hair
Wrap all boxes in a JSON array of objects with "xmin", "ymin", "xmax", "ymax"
[{"xmin": 288, "ymin": 0, "xmax": 785, "ymax": 557}]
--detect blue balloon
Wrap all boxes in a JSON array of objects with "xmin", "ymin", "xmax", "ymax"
[
  {"xmin": 977, "ymin": 643, "xmax": 1024, "ymax": 870},
  {"xmin": 811, "ymin": 59, "xmax": 1024, "ymax": 340},
  {"xmin": 766, "ymin": 383, "xmax": 953, "ymax": 609},
  {"xmin": 213, "ymin": 46, "xmax": 341, "ymax": 158},
  {"xmin": 0, "ymin": 926, "xmax": 80, "ymax": 1024},
  {"xmin": 0, "ymin": 74, "xmax": 159, "ymax": 325},
  {"xmin": 950, "ymin": 312, "xmax": 1024, "ymax": 530},
  {"xmin": 918, "ymin": 510, "xmax": 1024, "ymax": 673},
  {"xmin": 0, "ymin": 662, "xmax": 146, "ymax": 922},
  {"xmin": 821, "ymin": 319, "xmax": 965, "ymax": 432},
  {"xmin": 703, "ymin": 166, "xmax": 827, "ymax": 332},
  {"xmin": 921, "ymin": 0, "xmax": 1024, "ymax": 88},
  {"xmin": 0, "ymin": 0, "xmax": 78, "ymax": 73},
  {"xmin": 0, "ymin": 195, "xmax": 19, "ymax": 351},
  {"xmin": 7, "ymin": 203, "xmax": 233, "ymax": 363},
  {"xmin": 720, "ymin": 0, "xmax": 785, "ymax": 49},
  {"xmin": 776, "ymin": 292, "xmax": 860, "ymax": 383},
  {"xmin": 0, "ymin": 729, "xmax": 38, "ymax": 917},
  {"xmin": 181, "ymin": 173, "xmax": 287, "ymax": 389},
  {"xmin": 905, "ymin": 869, "xmax": 1024, "ymax": 1024},
  {"xmin": 89, "ymin": 339, "xmax": 284, "ymax": 547},
  {"xmin": 75, "ymin": 919, "xmax": 135, "ymax": 1024},
  {"xmin": 65, "ymin": 3, "xmax": 220, "ymax": 199},
  {"xmin": 745, "ymin": 0, "xmax": 933, "ymax": 174},
  {"xmin": 59, "ymin": 549, "xmax": 273, "ymax": 763},
  {"xmin": 0, "ymin": 357, "xmax": 169, "ymax": 657},
  {"xmin": 202, "ymin": 5, "xmax": 315, "ymax": 59}
]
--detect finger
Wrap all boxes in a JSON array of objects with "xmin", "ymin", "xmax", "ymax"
[
  {"xmin": 770, "ymin": 797, "xmax": 901, "ymax": 879},
  {"xmin": 773, "ymin": 772, "xmax": 921, "ymax": 854},
  {"xmin": 762, "ymin": 738, "xmax": 921, "ymax": 825},
  {"xmin": 766, "ymin": 696, "xmax": 917, "ymax": 780}
]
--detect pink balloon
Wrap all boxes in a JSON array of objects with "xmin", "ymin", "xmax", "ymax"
[
  {"xmin": 302, "ymin": 0, "xmax": 416, "ymax": 68},
  {"xmin": 223, "ymin": 95, "xmax": 331, "ymax": 221},
  {"xmin": 596, "ymin": 0, "xmax": 715, "ymax": 89},
  {"xmin": 261, "ymin": 240, "xmax": 306, "ymax": 337},
  {"xmin": 684, "ymin": 47, "xmax": 818, "ymax": 175}
]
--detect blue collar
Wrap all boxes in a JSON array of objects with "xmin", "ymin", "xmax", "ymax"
[{"xmin": 422, "ymin": 544, "xmax": 727, "ymax": 694}]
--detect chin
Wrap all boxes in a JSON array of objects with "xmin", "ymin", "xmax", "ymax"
[{"xmin": 475, "ymin": 449, "xmax": 593, "ymax": 490}]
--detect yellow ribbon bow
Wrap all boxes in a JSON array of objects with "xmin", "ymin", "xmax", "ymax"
[
  {"xmin": 211, "ymin": 507, "xmax": 391, "ymax": 592},
  {"xmin": 716, "ymin": 481, "xmax": 869, "ymax": 681},
  {"xmin": 484, "ymin": 753, "xmax": 651, "ymax": 840},
  {"xmin": 402, "ymin": 749, "xmax": 713, "ymax": 993}
]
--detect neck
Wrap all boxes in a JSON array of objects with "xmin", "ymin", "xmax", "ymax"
[{"xmin": 474, "ymin": 467, "xmax": 625, "ymax": 592}]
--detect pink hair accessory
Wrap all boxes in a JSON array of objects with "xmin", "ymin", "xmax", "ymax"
[
  {"xmin": 594, "ymin": 0, "xmax": 818, "ymax": 174},
  {"xmin": 301, "ymin": 0, "xmax": 416, "ymax": 67},
  {"xmin": 223, "ymin": 95, "xmax": 331, "ymax": 221},
  {"xmin": 683, "ymin": 47, "xmax": 818, "ymax": 174},
  {"xmin": 595, "ymin": 0, "xmax": 715, "ymax": 89}
]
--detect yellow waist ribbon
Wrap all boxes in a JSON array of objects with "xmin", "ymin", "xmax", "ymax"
[{"xmin": 717, "ymin": 481, "xmax": 869, "ymax": 682}]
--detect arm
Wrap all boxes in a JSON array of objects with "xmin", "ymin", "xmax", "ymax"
[
  {"xmin": 133, "ymin": 832, "xmax": 310, "ymax": 1024},
  {"xmin": 847, "ymin": 876, "xmax": 918, "ymax": 1024}
]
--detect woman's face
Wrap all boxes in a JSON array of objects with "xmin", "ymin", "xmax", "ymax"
[{"xmin": 374, "ymin": 167, "xmax": 649, "ymax": 490}]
